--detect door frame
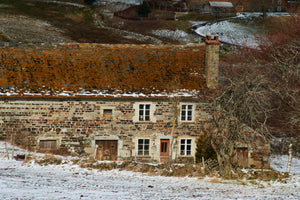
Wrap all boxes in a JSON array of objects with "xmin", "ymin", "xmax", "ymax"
[
  {"xmin": 93, "ymin": 136, "xmax": 120, "ymax": 160},
  {"xmin": 160, "ymin": 139, "xmax": 170, "ymax": 163},
  {"xmin": 95, "ymin": 139, "xmax": 118, "ymax": 161}
]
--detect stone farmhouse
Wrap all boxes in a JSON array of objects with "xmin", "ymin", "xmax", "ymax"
[
  {"xmin": 0, "ymin": 36, "xmax": 269, "ymax": 168},
  {"xmin": 203, "ymin": 1, "xmax": 235, "ymax": 17}
]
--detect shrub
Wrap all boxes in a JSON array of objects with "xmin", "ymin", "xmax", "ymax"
[
  {"xmin": 35, "ymin": 155, "xmax": 63, "ymax": 166},
  {"xmin": 195, "ymin": 132, "xmax": 217, "ymax": 163}
]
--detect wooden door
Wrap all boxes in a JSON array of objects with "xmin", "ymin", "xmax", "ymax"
[
  {"xmin": 160, "ymin": 139, "xmax": 170, "ymax": 163},
  {"xmin": 236, "ymin": 148, "xmax": 248, "ymax": 168},
  {"xmin": 95, "ymin": 140, "xmax": 118, "ymax": 161},
  {"xmin": 39, "ymin": 140, "xmax": 57, "ymax": 151}
]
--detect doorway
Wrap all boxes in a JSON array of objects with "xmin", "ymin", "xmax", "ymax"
[
  {"xmin": 95, "ymin": 140, "xmax": 118, "ymax": 161},
  {"xmin": 160, "ymin": 139, "xmax": 170, "ymax": 163},
  {"xmin": 236, "ymin": 147, "xmax": 248, "ymax": 168}
]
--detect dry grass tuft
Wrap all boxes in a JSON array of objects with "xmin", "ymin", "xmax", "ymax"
[{"xmin": 208, "ymin": 177, "xmax": 222, "ymax": 183}]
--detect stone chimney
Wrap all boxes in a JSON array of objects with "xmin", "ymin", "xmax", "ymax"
[{"xmin": 205, "ymin": 35, "xmax": 220, "ymax": 89}]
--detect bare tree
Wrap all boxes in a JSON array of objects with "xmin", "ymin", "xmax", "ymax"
[
  {"xmin": 207, "ymin": 15, "xmax": 300, "ymax": 177},
  {"xmin": 206, "ymin": 62, "xmax": 271, "ymax": 177},
  {"xmin": 256, "ymin": 14, "xmax": 300, "ymax": 154},
  {"xmin": 262, "ymin": 40, "xmax": 300, "ymax": 156}
]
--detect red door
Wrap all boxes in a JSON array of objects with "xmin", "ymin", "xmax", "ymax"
[
  {"xmin": 95, "ymin": 140, "xmax": 118, "ymax": 161},
  {"xmin": 160, "ymin": 139, "xmax": 170, "ymax": 163}
]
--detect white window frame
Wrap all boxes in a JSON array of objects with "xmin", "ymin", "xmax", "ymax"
[
  {"xmin": 139, "ymin": 104, "xmax": 151, "ymax": 121},
  {"xmin": 180, "ymin": 138, "xmax": 192, "ymax": 156},
  {"xmin": 137, "ymin": 138, "xmax": 150, "ymax": 156},
  {"xmin": 133, "ymin": 102, "xmax": 156, "ymax": 123},
  {"xmin": 180, "ymin": 104, "xmax": 194, "ymax": 122}
]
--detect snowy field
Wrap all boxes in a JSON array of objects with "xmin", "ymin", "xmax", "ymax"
[
  {"xmin": 194, "ymin": 12, "xmax": 291, "ymax": 48},
  {"xmin": 195, "ymin": 20, "xmax": 260, "ymax": 48},
  {"xmin": 0, "ymin": 142, "xmax": 299, "ymax": 200}
]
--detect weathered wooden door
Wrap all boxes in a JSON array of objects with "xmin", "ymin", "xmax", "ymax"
[
  {"xmin": 236, "ymin": 148, "xmax": 248, "ymax": 168},
  {"xmin": 95, "ymin": 140, "xmax": 118, "ymax": 161},
  {"xmin": 160, "ymin": 139, "xmax": 170, "ymax": 163},
  {"xmin": 39, "ymin": 140, "xmax": 57, "ymax": 151}
]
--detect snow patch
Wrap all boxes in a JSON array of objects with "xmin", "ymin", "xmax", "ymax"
[
  {"xmin": 270, "ymin": 154, "xmax": 300, "ymax": 175},
  {"xmin": 195, "ymin": 20, "xmax": 260, "ymax": 48},
  {"xmin": 0, "ymin": 142, "xmax": 299, "ymax": 199},
  {"xmin": 0, "ymin": 89, "xmax": 200, "ymax": 98},
  {"xmin": 151, "ymin": 29, "xmax": 201, "ymax": 44},
  {"xmin": 194, "ymin": 12, "xmax": 290, "ymax": 48}
]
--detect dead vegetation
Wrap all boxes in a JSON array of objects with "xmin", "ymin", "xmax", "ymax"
[
  {"xmin": 34, "ymin": 155, "xmax": 64, "ymax": 166},
  {"xmin": 25, "ymin": 154, "xmax": 290, "ymax": 183},
  {"xmin": 0, "ymin": 13, "xmax": 74, "ymax": 43},
  {"xmin": 0, "ymin": 0, "xmax": 197, "ymax": 44}
]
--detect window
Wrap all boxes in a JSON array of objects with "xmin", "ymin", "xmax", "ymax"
[
  {"xmin": 39, "ymin": 140, "xmax": 57, "ymax": 150},
  {"xmin": 103, "ymin": 109, "xmax": 113, "ymax": 117},
  {"xmin": 138, "ymin": 139, "xmax": 150, "ymax": 156},
  {"xmin": 139, "ymin": 104, "xmax": 150, "ymax": 121},
  {"xmin": 180, "ymin": 139, "xmax": 192, "ymax": 156},
  {"xmin": 181, "ymin": 104, "xmax": 193, "ymax": 121},
  {"xmin": 133, "ymin": 102, "xmax": 156, "ymax": 123},
  {"xmin": 103, "ymin": 109, "xmax": 113, "ymax": 115}
]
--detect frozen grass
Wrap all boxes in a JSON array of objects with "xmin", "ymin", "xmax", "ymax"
[{"xmin": 0, "ymin": 141, "xmax": 299, "ymax": 199}]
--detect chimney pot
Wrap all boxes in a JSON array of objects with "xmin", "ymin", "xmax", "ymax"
[{"xmin": 205, "ymin": 35, "xmax": 220, "ymax": 45}]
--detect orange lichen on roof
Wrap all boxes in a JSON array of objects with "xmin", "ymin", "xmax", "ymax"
[{"xmin": 0, "ymin": 43, "xmax": 206, "ymax": 96}]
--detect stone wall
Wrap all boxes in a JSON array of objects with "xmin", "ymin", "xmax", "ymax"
[
  {"xmin": 0, "ymin": 97, "xmax": 270, "ymax": 166},
  {"xmin": 0, "ymin": 97, "xmax": 211, "ymax": 163}
]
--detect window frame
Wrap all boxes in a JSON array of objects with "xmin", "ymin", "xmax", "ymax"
[
  {"xmin": 101, "ymin": 107, "xmax": 114, "ymax": 119},
  {"xmin": 137, "ymin": 138, "xmax": 150, "ymax": 156},
  {"xmin": 38, "ymin": 138, "xmax": 60, "ymax": 151},
  {"xmin": 133, "ymin": 102, "xmax": 156, "ymax": 123},
  {"xmin": 103, "ymin": 109, "xmax": 113, "ymax": 115},
  {"xmin": 180, "ymin": 104, "xmax": 194, "ymax": 122},
  {"xmin": 138, "ymin": 104, "xmax": 151, "ymax": 121},
  {"xmin": 180, "ymin": 138, "xmax": 192, "ymax": 156}
]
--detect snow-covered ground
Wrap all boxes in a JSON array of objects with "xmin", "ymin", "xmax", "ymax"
[
  {"xmin": 0, "ymin": 142, "xmax": 299, "ymax": 199},
  {"xmin": 195, "ymin": 20, "xmax": 260, "ymax": 48},
  {"xmin": 270, "ymin": 154, "xmax": 300, "ymax": 175},
  {"xmin": 194, "ymin": 12, "xmax": 291, "ymax": 48},
  {"xmin": 151, "ymin": 29, "xmax": 201, "ymax": 44}
]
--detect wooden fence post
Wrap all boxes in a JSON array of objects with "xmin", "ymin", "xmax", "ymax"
[
  {"xmin": 286, "ymin": 144, "xmax": 293, "ymax": 173},
  {"xmin": 5, "ymin": 141, "xmax": 9, "ymax": 159}
]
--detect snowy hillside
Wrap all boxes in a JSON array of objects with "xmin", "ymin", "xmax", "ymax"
[
  {"xmin": 0, "ymin": 142, "xmax": 299, "ymax": 199},
  {"xmin": 194, "ymin": 12, "xmax": 290, "ymax": 48},
  {"xmin": 195, "ymin": 20, "xmax": 260, "ymax": 48}
]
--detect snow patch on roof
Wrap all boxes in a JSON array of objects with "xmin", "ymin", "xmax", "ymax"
[{"xmin": 0, "ymin": 89, "xmax": 201, "ymax": 98}]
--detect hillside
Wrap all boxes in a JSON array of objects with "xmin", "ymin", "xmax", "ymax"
[{"xmin": 0, "ymin": 0, "xmax": 201, "ymax": 44}]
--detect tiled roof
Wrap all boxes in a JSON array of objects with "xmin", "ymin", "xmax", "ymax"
[{"xmin": 0, "ymin": 43, "xmax": 206, "ymax": 97}]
